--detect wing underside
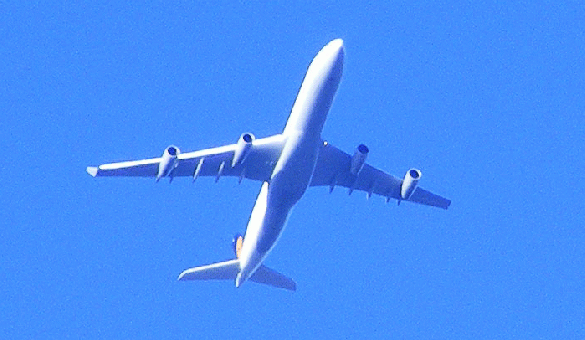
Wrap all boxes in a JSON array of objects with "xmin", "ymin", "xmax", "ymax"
[
  {"xmin": 87, "ymin": 135, "xmax": 286, "ymax": 182},
  {"xmin": 310, "ymin": 142, "xmax": 451, "ymax": 209}
]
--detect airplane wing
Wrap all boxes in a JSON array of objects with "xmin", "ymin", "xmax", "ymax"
[
  {"xmin": 309, "ymin": 142, "xmax": 451, "ymax": 209},
  {"xmin": 86, "ymin": 134, "xmax": 286, "ymax": 182}
]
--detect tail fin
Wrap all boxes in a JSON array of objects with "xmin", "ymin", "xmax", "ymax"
[{"xmin": 232, "ymin": 233, "xmax": 244, "ymax": 259}]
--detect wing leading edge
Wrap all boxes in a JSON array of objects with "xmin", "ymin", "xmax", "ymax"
[{"xmin": 310, "ymin": 142, "xmax": 451, "ymax": 209}]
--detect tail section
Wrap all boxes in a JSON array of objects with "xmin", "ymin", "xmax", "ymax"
[
  {"xmin": 178, "ymin": 234, "xmax": 296, "ymax": 291},
  {"xmin": 178, "ymin": 259, "xmax": 240, "ymax": 281},
  {"xmin": 250, "ymin": 265, "xmax": 297, "ymax": 291}
]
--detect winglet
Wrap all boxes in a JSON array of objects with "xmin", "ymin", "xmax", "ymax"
[
  {"xmin": 86, "ymin": 166, "xmax": 98, "ymax": 177},
  {"xmin": 177, "ymin": 270, "xmax": 190, "ymax": 281}
]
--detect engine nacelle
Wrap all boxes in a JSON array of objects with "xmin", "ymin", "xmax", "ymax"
[
  {"xmin": 157, "ymin": 145, "xmax": 180, "ymax": 181},
  {"xmin": 350, "ymin": 144, "xmax": 369, "ymax": 175},
  {"xmin": 400, "ymin": 168, "xmax": 421, "ymax": 200},
  {"xmin": 232, "ymin": 132, "xmax": 255, "ymax": 167}
]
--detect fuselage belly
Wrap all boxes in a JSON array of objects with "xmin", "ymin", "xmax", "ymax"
[{"xmin": 236, "ymin": 39, "xmax": 344, "ymax": 287}]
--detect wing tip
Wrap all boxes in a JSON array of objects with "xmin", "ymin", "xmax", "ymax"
[
  {"xmin": 444, "ymin": 199, "xmax": 452, "ymax": 210},
  {"xmin": 177, "ymin": 268, "xmax": 194, "ymax": 281},
  {"xmin": 86, "ymin": 166, "xmax": 98, "ymax": 177}
]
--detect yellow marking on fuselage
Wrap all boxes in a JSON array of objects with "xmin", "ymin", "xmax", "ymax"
[{"xmin": 236, "ymin": 236, "xmax": 244, "ymax": 259}]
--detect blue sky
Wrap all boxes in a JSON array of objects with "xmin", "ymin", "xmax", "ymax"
[{"xmin": 1, "ymin": 2, "xmax": 584, "ymax": 339}]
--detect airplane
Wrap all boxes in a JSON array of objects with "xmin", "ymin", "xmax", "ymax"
[{"xmin": 87, "ymin": 39, "xmax": 451, "ymax": 292}]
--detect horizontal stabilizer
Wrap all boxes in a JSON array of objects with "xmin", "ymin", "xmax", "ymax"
[
  {"xmin": 178, "ymin": 259, "xmax": 296, "ymax": 291},
  {"xmin": 251, "ymin": 265, "xmax": 297, "ymax": 291},
  {"xmin": 178, "ymin": 259, "xmax": 240, "ymax": 281}
]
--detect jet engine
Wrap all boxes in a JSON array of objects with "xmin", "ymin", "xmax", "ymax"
[
  {"xmin": 350, "ymin": 144, "xmax": 369, "ymax": 175},
  {"xmin": 400, "ymin": 169, "xmax": 421, "ymax": 200},
  {"xmin": 232, "ymin": 133, "xmax": 255, "ymax": 167},
  {"xmin": 157, "ymin": 145, "xmax": 180, "ymax": 181}
]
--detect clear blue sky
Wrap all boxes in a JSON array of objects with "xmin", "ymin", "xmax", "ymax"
[{"xmin": 1, "ymin": 2, "xmax": 584, "ymax": 339}]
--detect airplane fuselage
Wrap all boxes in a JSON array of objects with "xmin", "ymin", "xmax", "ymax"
[{"xmin": 236, "ymin": 39, "xmax": 345, "ymax": 287}]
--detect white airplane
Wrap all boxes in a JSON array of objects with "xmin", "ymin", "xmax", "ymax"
[{"xmin": 87, "ymin": 39, "xmax": 451, "ymax": 291}]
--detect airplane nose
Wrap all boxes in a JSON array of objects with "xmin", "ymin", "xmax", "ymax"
[
  {"xmin": 319, "ymin": 39, "xmax": 344, "ymax": 60},
  {"xmin": 326, "ymin": 39, "xmax": 344, "ymax": 62},
  {"xmin": 326, "ymin": 39, "xmax": 344, "ymax": 79},
  {"xmin": 329, "ymin": 38, "xmax": 344, "ymax": 52}
]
